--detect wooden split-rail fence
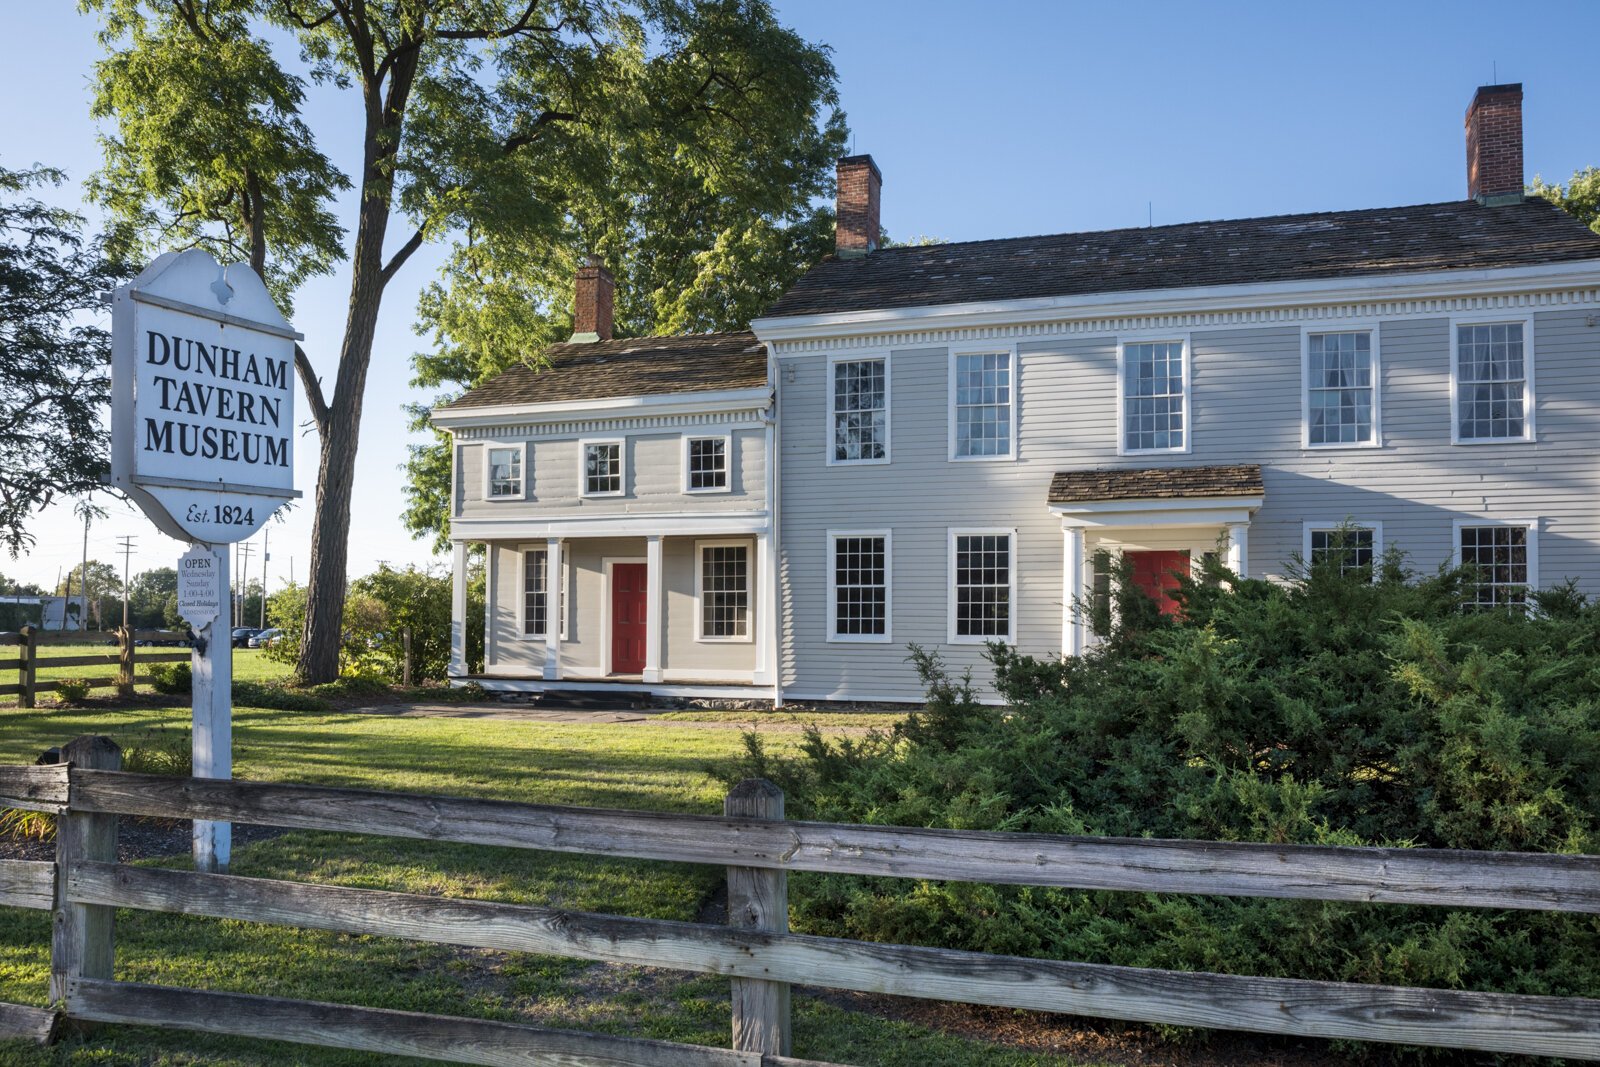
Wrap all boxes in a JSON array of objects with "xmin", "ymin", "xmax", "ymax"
[
  {"xmin": 0, "ymin": 734, "xmax": 1598, "ymax": 1064},
  {"xmin": 0, "ymin": 628, "xmax": 191, "ymax": 706}
]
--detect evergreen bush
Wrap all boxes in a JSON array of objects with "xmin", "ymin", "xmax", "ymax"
[{"xmin": 719, "ymin": 543, "xmax": 1600, "ymax": 1021}]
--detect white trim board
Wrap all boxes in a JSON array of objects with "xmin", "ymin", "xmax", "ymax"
[
  {"xmin": 450, "ymin": 510, "xmax": 771, "ymax": 541},
  {"xmin": 432, "ymin": 386, "xmax": 773, "ymax": 428},
  {"xmin": 752, "ymin": 261, "xmax": 1600, "ymax": 344}
]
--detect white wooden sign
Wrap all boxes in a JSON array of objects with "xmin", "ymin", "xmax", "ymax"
[
  {"xmin": 110, "ymin": 249, "xmax": 301, "ymax": 543},
  {"xmin": 176, "ymin": 545, "xmax": 222, "ymax": 629}
]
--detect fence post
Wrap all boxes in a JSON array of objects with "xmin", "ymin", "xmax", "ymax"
[
  {"xmin": 725, "ymin": 778, "xmax": 790, "ymax": 1057},
  {"xmin": 19, "ymin": 625, "xmax": 36, "ymax": 709},
  {"xmin": 402, "ymin": 627, "xmax": 413, "ymax": 688},
  {"xmin": 116, "ymin": 627, "xmax": 134, "ymax": 698},
  {"xmin": 51, "ymin": 735, "xmax": 122, "ymax": 1011}
]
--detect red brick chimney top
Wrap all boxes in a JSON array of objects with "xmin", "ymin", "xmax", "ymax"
[
  {"xmin": 572, "ymin": 255, "xmax": 614, "ymax": 341},
  {"xmin": 1465, "ymin": 83, "xmax": 1524, "ymax": 205},
  {"xmin": 836, "ymin": 154, "xmax": 882, "ymax": 258}
]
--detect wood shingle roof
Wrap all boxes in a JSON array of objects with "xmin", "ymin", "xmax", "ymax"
[
  {"xmin": 439, "ymin": 331, "xmax": 767, "ymax": 410},
  {"xmin": 766, "ymin": 198, "xmax": 1600, "ymax": 318},
  {"xmin": 1049, "ymin": 465, "xmax": 1265, "ymax": 505}
]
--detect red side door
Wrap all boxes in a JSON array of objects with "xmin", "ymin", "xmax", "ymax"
[
  {"xmin": 610, "ymin": 563, "xmax": 648, "ymax": 675},
  {"xmin": 1126, "ymin": 550, "xmax": 1190, "ymax": 617}
]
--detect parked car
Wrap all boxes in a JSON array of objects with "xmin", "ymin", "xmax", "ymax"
[
  {"xmin": 247, "ymin": 628, "xmax": 282, "ymax": 649},
  {"xmin": 230, "ymin": 627, "xmax": 260, "ymax": 649}
]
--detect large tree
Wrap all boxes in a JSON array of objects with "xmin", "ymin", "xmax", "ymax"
[
  {"xmin": 1532, "ymin": 167, "xmax": 1600, "ymax": 235},
  {"xmin": 86, "ymin": 0, "xmax": 846, "ymax": 682},
  {"xmin": 0, "ymin": 163, "xmax": 120, "ymax": 556}
]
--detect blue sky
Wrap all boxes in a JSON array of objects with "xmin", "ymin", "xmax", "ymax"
[{"xmin": 0, "ymin": 1, "xmax": 1595, "ymax": 590}]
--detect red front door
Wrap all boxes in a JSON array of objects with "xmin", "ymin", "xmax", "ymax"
[
  {"xmin": 1127, "ymin": 550, "xmax": 1190, "ymax": 617},
  {"xmin": 610, "ymin": 563, "xmax": 648, "ymax": 675}
]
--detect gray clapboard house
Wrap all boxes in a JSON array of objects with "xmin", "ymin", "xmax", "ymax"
[{"xmin": 437, "ymin": 83, "xmax": 1600, "ymax": 704}]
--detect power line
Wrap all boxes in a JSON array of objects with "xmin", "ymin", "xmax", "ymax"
[{"xmin": 116, "ymin": 535, "xmax": 137, "ymax": 631}]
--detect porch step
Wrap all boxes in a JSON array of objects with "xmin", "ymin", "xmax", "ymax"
[{"xmin": 535, "ymin": 689, "xmax": 656, "ymax": 711}]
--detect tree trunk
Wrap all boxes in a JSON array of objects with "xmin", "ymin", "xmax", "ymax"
[{"xmin": 293, "ymin": 40, "xmax": 423, "ymax": 685}]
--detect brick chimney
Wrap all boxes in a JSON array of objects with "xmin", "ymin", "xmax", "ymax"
[
  {"xmin": 1465, "ymin": 83, "xmax": 1524, "ymax": 205},
  {"xmin": 835, "ymin": 154, "xmax": 882, "ymax": 258},
  {"xmin": 572, "ymin": 255, "xmax": 614, "ymax": 342}
]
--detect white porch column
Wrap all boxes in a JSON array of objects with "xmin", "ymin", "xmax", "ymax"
[
  {"xmin": 1226, "ymin": 523, "xmax": 1249, "ymax": 577},
  {"xmin": 544, "ymin": 537, "xmax": 562, "ymax": 681},
  {"xmin": 753, "ymin": 530, "xmax": 775, "ymax": 686},
  {"xmin": 643, "ymin": 535, "xmax": 663, "ymax": 684},
  {"xmin": 1062, "ymin": 526, "xmax": 1086, "ymax": 658},
  {"xmin": 450, "ymin": 542, "xmax": 468, "ymax": 678}
]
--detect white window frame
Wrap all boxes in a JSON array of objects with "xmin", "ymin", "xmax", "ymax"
[
  {"xmin": 826, "ymin": 349, "xmax": 891, "ymax": 467},
  {"xmin": 1452, "ymin": 517, "xmax": 1540, "ymax": 607},
  {"xmin": 948, "ymin": 344, "xmax": 1019, "ymax": 462},
  {"xmin": 694, "ymin": 538, "xmax": 754, "ymax": 643},
  {"xmin": 579, "ymin": 438, "xmax": 625, "ymax": 498},
  {"xmin": 681, "ymin": 434, "xmax": 733, "ymax": 494},
  {"xmin": 1301, "ymin": 324, "xmax": 1382, "ymax": 450},
  {"xmin": 1116, "ymin": 334, "xmax": 1192, "ymax": 456},
  {"xmin": 515, "ymin": 545, "xmax": 568, "ymax": 640},
  {"xmin": 1301, "ymin": 521, "xmax": 1384, "ymax": 580},
  {"xmin": 1449, "ymin": 314, "xmax": 1536, "ymax": 446},
  {"xmin": 483, "ymin": 441, "xmax": 528, "ymax": 500},
  {"xmin": 826, "ymin": 529, "xmax": 893, "ymax": 644},
  {"xmin": 947, "ymin": 527, "xmax": 1018, "ymax": 645}
]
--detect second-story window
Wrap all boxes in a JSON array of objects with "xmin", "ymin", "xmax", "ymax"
[
  {"xmin": 1456, "ymin": 322, "xmax": 1529, "ymax": 442},
  {"xmin": 952, "ymin": 350, "xmax": 1015, "ymax": 459},
  {"xmin": 831, "ymin": 356, "xmax": 888, "ymax": 463},
  {"xmin": 685, "ymin": 436, "xmax": 729, "ymax": 492},
  {"xmin": 582, "ymin": 441, "xmax": 623, "ymax": 496},
  {"xmin": 486, "ymin": 445, "xmax": 523, "ymax": 499},
  {"xmin": 1306, "ymin": 330, "xmax": 1376, "ymax": 446},
  {"xmin": 1121, "ymin": 341, "xmax": 1186, "ymax": 453}
]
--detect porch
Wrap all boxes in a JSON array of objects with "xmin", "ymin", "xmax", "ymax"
[
  {"xmin": 1050, "ymin": 464, "xmax": 1264, "ymax": 656},
  {"xmin": 448, "ymin": 524, "xmax": 776, "ymax": 697}
]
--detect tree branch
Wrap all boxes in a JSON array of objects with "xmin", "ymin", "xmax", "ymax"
[
  {"xmin": 502, "ymin": 111, "xmax": 579, "ymax": 155},
  {"xmin": 380, "ymin": 224, "xmax": 425, "ymax": 285},
  {"xmin": 279, "ymin": 1, "xmax": 338, "ymax": 31},
  {"xmin": 435, "ymin": 5, "xmax": 565, "ymax": 40},
  {"xmin": 294, "ymin": 344, "xmax": 330, "ymax": 435}
]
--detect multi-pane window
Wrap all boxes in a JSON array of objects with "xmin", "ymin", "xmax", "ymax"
[
  {"xmin": 832, "ymin": 357, "xmax": 887, "ymax": 462},
  {"xmin": 1308, "ymin": 527, "xmax": 1376, "ymax": 576},
  {"xmin": 1306, "ymin": 331, "xmax": 1375, "ymax": 446},
  {"xmin": 952, "ymin": 532, "xmax": 1012, "ymax": 641},
  {"xmin": 583, "ymin": 441, "xmax": 622, "ymax": 495},
  {"xmin": 1459, "ymin": 525, "xmax": 1531, "ymax": 609},
  {"xmin": 953, "ymin": 351, "xmax": 1013, "ymax": 458},
  {"xmin": 486, "ymin": 446, "xmax": 523, "ymax": 498},
  {"xmin": 1456, "ymin": 323, "xmax": 1528, "ymax": 441},
  {"xmin": 686, "ymin": 437, "xmax": 728, "ymax": 492},
  {"xmin": 521, "ymin": 550, "xmax": 564, "ymax": 637},
  {"xmin": 700, "ymin": 544, "xmax": 749, "ymax": 639},
  {"xmin": 522, "ymin": 550, "xmax": 548, "ymax": 636},
  {"xmin": 831, "ymin": 534, "xmax": 888, "ymax": 639},
  {"xmin": 1122, "ymin": 341, "xmax": 1186, "ymax": 452}
]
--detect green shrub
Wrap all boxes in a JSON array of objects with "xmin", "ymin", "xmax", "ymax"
[
  {"xmin": 717, "ymin": 547, "xmax": 1600, "ymax": 1017},
  {"xmin": 121, "ymin": 725, "xmax": 192, "ymax": 777},
  {"xmin": 53, "ymin": 677, "xmax": 91, "ymax": 705},
  {"xmin": 148, "ymin": 661, "xmax": 191, "ymax": 694}
]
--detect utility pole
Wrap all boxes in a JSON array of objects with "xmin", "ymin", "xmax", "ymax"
[
  {"xmin": 78, "ymin": 513, "xmax": 90, "ymax": 632},
  {"xmin": 116, "ymin": 535, "xmax": 137, "ymax": 631},
  {"xmin": 235, "ymin": 542, "xmax": 255, "ymax": 629},
  {"xmin": 259, "ymin": 528, "xmax": 270, "ymax": 629}
]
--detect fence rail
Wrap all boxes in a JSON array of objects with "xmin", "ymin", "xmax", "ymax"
[
  {"xmin": 1, "ymin": 736, "xmax": 1599, "ymax": 1064},
  {"xmin": 0, "ymin": 628, "xmax": 191, "ymax": 705}
]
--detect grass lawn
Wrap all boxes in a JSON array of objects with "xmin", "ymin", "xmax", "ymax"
[{"xmin": 0, "ymin": 702, "xmax": 1105, "ymax": 1067}]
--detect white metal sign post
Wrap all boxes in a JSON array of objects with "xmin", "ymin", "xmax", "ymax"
[{"xmin": 110, "ymin": 250, "xmax": 300, "ymax": 873}]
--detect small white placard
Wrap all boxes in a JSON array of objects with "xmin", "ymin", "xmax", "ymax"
[{"xmin": 177, "ymin": 545, "xmax": 221, "ymax": 629}]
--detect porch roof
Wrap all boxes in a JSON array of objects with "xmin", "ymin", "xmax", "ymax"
[{"xmin": 1048, "ymin": 464, "xmax": 1264, "ymax": 505}]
